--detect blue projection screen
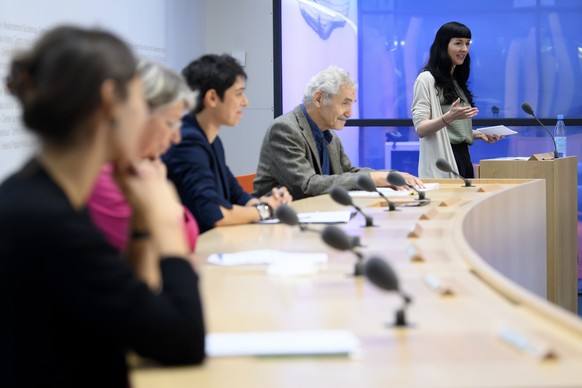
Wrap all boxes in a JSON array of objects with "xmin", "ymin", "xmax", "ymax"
[{"xmin": 277, "ymin": 0, "xmax": 582, "ymax": 170}]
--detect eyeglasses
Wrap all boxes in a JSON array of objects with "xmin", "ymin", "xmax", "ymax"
[{"xmin": 163, "ymin": 119, "xmax": 182, "ymax": 130}]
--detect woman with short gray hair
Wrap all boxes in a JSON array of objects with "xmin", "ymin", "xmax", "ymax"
[
  {"xmin": 139, "ymin": 60, "xmax": 196, "ymax": 111},
  {"xmin": 88, "ymin": 60, "xmax": 199, "ymax": 289}
]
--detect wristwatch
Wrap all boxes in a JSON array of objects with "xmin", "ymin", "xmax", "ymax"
[{"xmin": 254, "ymin": 203, "xmax": 272, "ymax": 220}]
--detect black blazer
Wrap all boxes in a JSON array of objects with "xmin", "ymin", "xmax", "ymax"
[{"xmin": 163, "ymin": 114, "xmax": 252, "ymax": 233}]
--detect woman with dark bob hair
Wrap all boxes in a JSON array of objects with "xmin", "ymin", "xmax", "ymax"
[
  {"xmin": 412, "ymin": 21, "xmax": 500, "ymax": 178},
  {"xmin": 0, "ymin": 26, "xmax": 205, "ymax": 387}
]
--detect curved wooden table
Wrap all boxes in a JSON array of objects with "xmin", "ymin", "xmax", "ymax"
[{"xmin": 132, "ymin": 179, "xmax": 582, "ymax": 387}]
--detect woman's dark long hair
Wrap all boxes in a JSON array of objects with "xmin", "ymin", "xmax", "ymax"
[{"xmin": 423, "ymin": 22, "xmax": 474, "ymax": 106}]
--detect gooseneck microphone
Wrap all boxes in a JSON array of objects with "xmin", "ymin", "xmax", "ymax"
[
  {"xmin": 275, "ymin": 205, "xmax": 318, "ymax": 233},
  {"xmin": 435, "ymin": 158, "xmax": 474, "ymax": 187},
  {"xmin": 386, "ymin": 172, "xmax": 427, "ymax": 201},
  {"xmin": 521, "ymin": 102, "xmax": 558, "ymax": 159},
  {"xmin": 364, "ymin": 256, "xmax": 412, "ymax": 327},
  {"xmin": 321, "ymin": 225, "xmax": 363, "ymax": 276},
  {"xmin": 330, "ymin": 186, "xmax": 375, "ymax": 227},
  {"xmin": 357, "ymin": 175, "xmax": 397, "ymax": 211}
]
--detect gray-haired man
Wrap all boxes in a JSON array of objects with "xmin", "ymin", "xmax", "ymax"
[{"xmin": 254, "ymin": 66, "xmax": 423, "ymax": 200}]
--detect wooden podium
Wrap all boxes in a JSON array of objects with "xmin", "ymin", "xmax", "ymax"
[{"xmin": 480, "ymin": 156, "xmax": 578, "ymax": 313}]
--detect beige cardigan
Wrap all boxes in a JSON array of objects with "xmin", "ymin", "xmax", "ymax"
[{"xmin": 411, "ymin": 71, "xmax": 458, "ymax": 178}]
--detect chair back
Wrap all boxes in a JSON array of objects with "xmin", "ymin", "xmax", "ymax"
[{"xmin": 236, "ymin": 173, "xmax": 256, "ymax": 193}]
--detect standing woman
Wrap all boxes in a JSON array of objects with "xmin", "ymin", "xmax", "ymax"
[
  {"xmin": 0, "ymin": 26, "xmax": 205, "ymax": 388},
  {"xmin": 411, "ymin": 21, "xmax": 499, "ymax": 178}
]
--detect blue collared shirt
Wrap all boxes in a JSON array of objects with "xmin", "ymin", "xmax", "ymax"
[{"xmin": 300, "ymin": 104, "xmax": 333, "ymax": 175}]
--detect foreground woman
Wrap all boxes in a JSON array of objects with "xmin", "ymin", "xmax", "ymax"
[{"xmin": 0, "ymin": 26, "xmax": 205, "ymax": 388}]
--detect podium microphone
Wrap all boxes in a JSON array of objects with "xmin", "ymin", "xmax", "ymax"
[
  {"xmin": 322, "ymin": 225, "xmax": 363, "ymax": 276},
  {"xmin": 364, "ymin": 256, "xmax": 412, "ymax": 327},
  {"xmin": 330, "ymin": 186, "xmax": 375, "ymax": 227},
  {"xmin": 435, "ymin": 158, "xmax": 474, "ymax": 187},
  {"xmin": 386, "ymin": 172, "xmax": 428, "ymax": 201},
  {"xmin": 357, "ymin": 175, "xmax": 397, "ymax": 211},
  {"xmin": 521, "ymin": 102, "xmax": 558, "ymax": 159}
]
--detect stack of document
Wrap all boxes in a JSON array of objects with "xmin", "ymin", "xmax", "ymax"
[
  {"xmin": 206, "ymin": 330, "xmax": 361, "ymax": 358},
  {"xmin": 298, "ymin": 210, "xmax": 355, "ymax": 223},
  {"xmin": 259, "ymin": 210, "xmax": 355, "ymax": 224},
  {"xmin": 349, "ymin": 182, "xmax": 440, "ymax": 198}
]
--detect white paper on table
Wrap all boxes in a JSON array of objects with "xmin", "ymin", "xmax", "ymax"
[
  {"xmin": 207, "ymin": 249, "xmax": 327, "ymax": 266},
  {"xmin": 206, "ymin": 330, "xmax": 361, "ymax": 358},
  {"xmin": 349, "ymin": 183, "xmax": 440, "ymax": 198},
  {"xmin": 256, "ymin": 218, "xmax": 281, "ymax": 224},
  {"xmin": 417, "ymin": 182, "xmax": 440, "ymax": 192},
  {"xmin": 258, "ymin": 210, "xmax": 355, "ymax": 224},
  {"xmin": 476, "ymin": 125, "xmax": 517, "ymax": 136},
  {"xmin": 297, "ymin": 210, "xmax": 355, "ymax": 223}
]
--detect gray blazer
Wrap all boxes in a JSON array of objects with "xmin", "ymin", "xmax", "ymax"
[{"xmin": 254, "ymin": 105, "xmax": 372, "ymax": 199}]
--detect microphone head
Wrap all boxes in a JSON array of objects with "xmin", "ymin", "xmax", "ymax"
[
  {"xmin": 357, "ymin": 174, "xmax": 377, "ymax": 192},
  {"xmin": 386, "ymin": 171, "xmax": 406, "ymax": 187},
  {"xmin": 275, "ymin": 204, "xmax": 299, "ymax": 226},
  {"xmin": 330, "ymin": 186, "xmax": 354, "ymax": 206},
  {"xmin": 321, "ymin": 225, "xmax": 353, "ymax": 251},
  {"xmin": 521, "ymin": 102, "xmax": 534, "ymax": 116},
  {"xmin": 364, "ymin": 256, "xmax": 399, "ymax": 292},
  {"xmin": 435, "ymin": 158, "xmax": 453, "ymax": 173}
]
